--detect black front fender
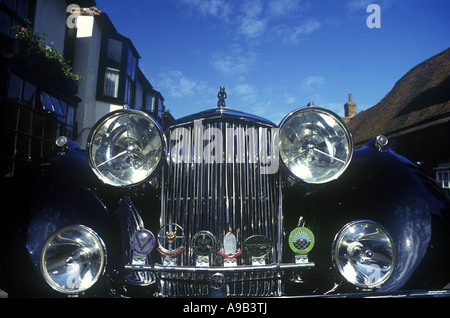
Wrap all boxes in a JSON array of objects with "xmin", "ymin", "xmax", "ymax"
[
  {"xmin": 3, "ymin": 145, "xmax": 119, "ymax": 296},
  {"xmin": 284, "ymin": 138, "xmax": 450, "ymax": 293}
]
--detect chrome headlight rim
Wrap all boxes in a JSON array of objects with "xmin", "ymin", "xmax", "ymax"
[
  {"xmin": 40, "ymin": 225, "xmax": 107, "ymax": 294},
  {"xmin": 279, "ymin": 106, "xmax": 354, "ymax": 184},
  {"xmin": 86, "ymin": 109, "xmax": 166, "ymax": 188},
  {"xmin": 332, "ymin": 220, "xmax": 396, "ymax": 289}
]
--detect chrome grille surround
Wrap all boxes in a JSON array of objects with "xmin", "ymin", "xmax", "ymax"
[{"xmin": 157, "ymin": 117, "xmax": 285, "ymax": 296}]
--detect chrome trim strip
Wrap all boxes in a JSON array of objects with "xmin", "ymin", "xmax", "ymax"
[
  {"xmin": 125, "ymin": 262, "xmax": 315, "ymax": 273},
  {"xmin": 170, "ymin": 107, "xmax": 276, "ymax": 129}
]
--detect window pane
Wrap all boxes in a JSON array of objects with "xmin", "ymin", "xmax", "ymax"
[
  {"xmin": 145, "ymin": 93, "xmax": 155, "ymax": 112},
  {"xmin": 32, "ymin": 112, "xmax": 44, "ymax": 137},
  {"xmin": 18, "ymin": 107, "xmax": 32, "ymax": 133},
  {"xmin": 127, "ymin": 50, "xmax": 137, "ymax": 80},
  {"xmin": 125, "ymin": 77, "xmax": 133, "ymax": 106},
  {"xmin": 50, "ymin": 96, "xmax": 64, "ymax": 116},
  {"xmin": 59, "ymin": 101, "xmax": 67, "ymax": 117},
  {"xmin": 41, "ymin": 92, "xmax": 54, "ymax": 111},
  {"xmin": 7, "ymin": 73, "xmax": 23, "ymax": 101},
  {"xmin": 0, "ymin": 10, "xmax": 12, "ymax": 36},
  {"xmin": 104, "ymin": 67, "xmax": 120, "ymax": 98},
  {"xmin": 16, "ymin": 0, "xmax": 28, "ymax": 20},
  {"xmin": 107, "ymin": 38, "xmax": 122, "ymax": 63},
  {"xmin": 132, "ymin": 55, "xmax": 137, "ymax": 79},
  {"xmin": 437, "ymin": 171, "xmax": 450, "ymax": 189},
  {"xmin": 66, "ymin": 105, "xmax": 75, "ymax": 127},
  {"xmin": 22, "ymin": 81, "xmax": 36, "ymax": 107}
]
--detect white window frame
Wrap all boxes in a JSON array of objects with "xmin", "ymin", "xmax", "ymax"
[{"xmin": 435, "ymin": 165, "xmax": 450, "ymax": 189}]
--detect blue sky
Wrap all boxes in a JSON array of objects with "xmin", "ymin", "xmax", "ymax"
[{"xmin": 94, "ymin": 0, "xmax": 449, "ymax": 124}]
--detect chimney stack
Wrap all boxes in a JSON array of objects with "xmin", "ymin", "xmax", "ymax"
[{"xmin": 344, "ymin": 93, "xmax": 356, "ymax": 118}]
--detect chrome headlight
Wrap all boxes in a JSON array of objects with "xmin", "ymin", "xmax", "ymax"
[
  {"xmin": 87, "ymin": 109, "xmax": 165, "ymax": 187},
  {"xmin": 332, "ymin": 220, "xmax": 396, "ymax": 289},
  {"xmin": 279, "ymin": 106, "xmax": 353, "ymax": 184},
  {"xmin": 40, "ymin": 226, "xmax": 106, "ymax": 294}
]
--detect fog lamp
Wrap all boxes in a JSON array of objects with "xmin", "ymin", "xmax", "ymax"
[
  {"xmin": 40, "ymin": 225, "xmax": 106, "ymax": 294},
  {"xmin": 332, "ymin": 220, "xmax": 396, "ymax": 288}
]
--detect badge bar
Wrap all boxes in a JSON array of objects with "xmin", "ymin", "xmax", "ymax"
[{"xmin": 129, "ymin": 223, "xmax": 315, "ymax": 266}]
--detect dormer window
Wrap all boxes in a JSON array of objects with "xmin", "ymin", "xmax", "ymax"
[
  {"xmin": 97, "ymin": 35, "xmax": 139, "ymax": 107},
  {"xmin": 106, "ymin": 38, "xmax": 122, "ymax": 63}
]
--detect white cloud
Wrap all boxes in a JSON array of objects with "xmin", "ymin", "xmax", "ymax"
[
  {"xmin": 179, "ymin": 0, "xmax": 320, "ymax": 43},
  {"xmin": 301, "ymin": 75, "xmax": 325, "ymax": 91},
  {"xmin": 276, "ymin": 19, "xmax": 322, "ymax": 44},
  {"xmin": 238, "ymin": 18, "xmax": 267, "ymax": 39},
  {"xmin": 267, "ymin": 0, "xmax": 302, "ymax": 17},
  {"xmin": 181, "ymin": 0, "xmax": 232, "ymax": 18},
  {"xmin": 155, "ymin": 69, "xmax": 208, "ymax": 99},
  {"xmin": 232, "ymin": 83, "xmax": 259, "ymax": 104},
  {"xmin": 241, "ymin": 0, "xmax": 264, "ymax": 19},
  {"xmin": 346, "ymin": 0, "xmax": 393, "ymax": 13},
  {"xmin": 286, "ymin": 96, "xmax": 296, "ymax": 104},
  {"xmin": 233, "ymin": 83, "xmax": 257, "ymax": 96},
  {"xmin": 347, "ymin": 0, "xmax": 375, "ymax": 11},
  {"xmin": 236, "ymin": 0, "xmax": 267, "ymax": 39},
  {"xmin": 210, "ymin": 48, "xmax": 259, "ymax": 75}
]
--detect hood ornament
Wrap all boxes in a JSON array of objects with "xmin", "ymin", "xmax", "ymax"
[{"xmin": 217, "ymin": 86, "xmax": 227, "ymax": 108}]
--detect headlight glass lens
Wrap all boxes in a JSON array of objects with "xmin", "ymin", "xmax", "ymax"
[
  {"xmin": 279, "ymin": 107, "xmax": 353, "ymax": 183},
  {"xmin": 40, "ymin": 226, "xmax": 106, "ymax": 294},
  {"xmin": 87, "ymin": 109, "xmax": 165, "ymax": 187},
  {"xmin": 332, "ymin": 220, "xmax": 396, "ymax": 288}
]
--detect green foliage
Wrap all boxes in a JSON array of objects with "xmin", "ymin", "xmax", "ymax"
[{"xmin": 13, "ymin": 20, "xmax": 83, "ymax": 83}]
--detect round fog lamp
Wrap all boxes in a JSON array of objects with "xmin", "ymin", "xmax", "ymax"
[
  {"xmin": 40, "ymin": 225, "xmax": 106, "ymax": 294},
  {"xmin": 279, "ymin": 106, "xmax": 353, "ymax": 184},
  {"xmin": 332, "ymin": 220, "xmax": 396, "ymax": 288},
  {"xmin": 87, "ymin": 109, "xmax": 165, "ymax": 187}
]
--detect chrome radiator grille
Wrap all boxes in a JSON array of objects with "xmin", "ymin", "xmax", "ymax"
[{"xmin": 158, "ymin": 119, "xmax": 283, "ymax": 296}]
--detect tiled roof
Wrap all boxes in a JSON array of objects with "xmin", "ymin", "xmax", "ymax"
[{"xmin": 347, "ymin": 48, "xmax": 450, "ymax": 146}]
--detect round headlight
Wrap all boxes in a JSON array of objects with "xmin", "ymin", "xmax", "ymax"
[
  {"xmin": 87, "ymin": 109, "xmax": 165, "ymax": 187},
  {"xmin": 279, "ymin": 106, "xmax": 353, "ymax": 184},
  {"xmin": 332, "ymin": 220, "xmax": 396, "ymax": 289},
  {"xmin": 40, "ymin": 226, "xmax": 106, "ymax": 294}
]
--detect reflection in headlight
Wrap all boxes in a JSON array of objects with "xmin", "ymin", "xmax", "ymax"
[
  {"xmin": 40, "ymin": 225, "xmax": 106, "ymax": 294},
  {"xmin": 87, "ymin": 110, "xmax": 165, "ymax": 187},
  {"xmin": 279, "ymin": 106, "xmax": 353, "ymax": 184}
]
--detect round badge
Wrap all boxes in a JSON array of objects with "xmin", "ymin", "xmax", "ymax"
[
  {"xmin": 130, "ymin": 229, "xmax": 156, "ymax": 255},
  {"xmin": 244, "ymin": 235, "xmax": 272, "ymax": 258},
  {"xmin": 288, "ymin": 227, "xmax": 315, "ymax": 254},
  {"xmin": 157, "ymin": 223, "xmax": 185, "ymax": 256},
  {"xmin": 191, "ymin": 231, "xmax": 216, "ymax": 256}
]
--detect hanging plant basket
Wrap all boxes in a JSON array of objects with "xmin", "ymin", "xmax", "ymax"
[{"xmin": 13, "ymin": 20, "xmax": 83, "ymax": 84}]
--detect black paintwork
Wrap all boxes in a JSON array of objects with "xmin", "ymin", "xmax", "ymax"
[
  {"xmin": 283, "ymin": 139, "xmax": 450, "ymax": 294},
  {"xmin": 1, "ymin": 109, "xmax": 449, "ymax": 297}
]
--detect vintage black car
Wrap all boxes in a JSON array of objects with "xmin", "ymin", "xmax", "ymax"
[{"xmin": 1, "ymin": 87, "xmax": 450, "ymax": 298}]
